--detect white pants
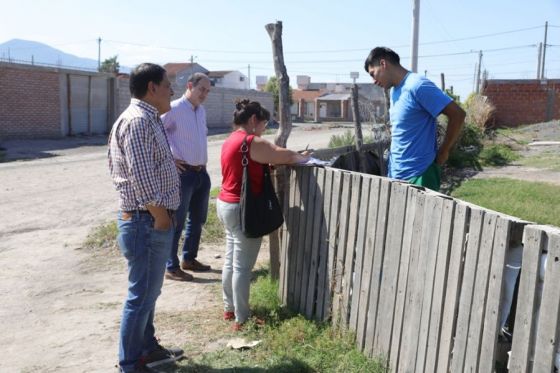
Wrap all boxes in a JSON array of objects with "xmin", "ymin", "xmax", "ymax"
[{"xmin": 216, "ymin": 199, "xmax": 262, "ymax": 323}]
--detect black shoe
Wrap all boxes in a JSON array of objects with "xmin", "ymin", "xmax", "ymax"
[{"xmin": 141, "ymin": 344, "xmax": 184, "ymax": 368}]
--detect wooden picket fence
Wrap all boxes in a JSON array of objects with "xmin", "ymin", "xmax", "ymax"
[{"xmin": 278, "ymin": 165, "xmax": 560, "ymax": 372}]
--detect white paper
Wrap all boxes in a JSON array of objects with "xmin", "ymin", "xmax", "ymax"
[{"xmin": 298, "ymin": 157, "xmax": 332, "ymax": 167}]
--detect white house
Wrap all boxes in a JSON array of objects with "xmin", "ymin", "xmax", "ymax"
[{"xmin": 208, "ymin": 70, "xmax": 249, "ymax": 90}]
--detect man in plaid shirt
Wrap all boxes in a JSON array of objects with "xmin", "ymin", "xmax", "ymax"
[{"xmin": 108, "ymin": 63, "xmax": 183, "ymax": 373}]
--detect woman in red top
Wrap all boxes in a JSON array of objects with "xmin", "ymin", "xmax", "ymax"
[{"xmin": 217, "ymin": 99, "xmax": 308, "ymax": 330}]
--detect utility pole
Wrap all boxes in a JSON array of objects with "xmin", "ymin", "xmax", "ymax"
[
  {"xmin": 537, "ymin": 42, "xmax": 543, "ymax": 79},
  {"xmin": 410, "ymin": 0, "xmax": 420, "ymax": 73},
  {"xmin": 97, "ymin": 37, "xmax": 102, "ymax": 70},
  {"xmin": 440, "ymin": 73, "xmax": 445, "ymax": 91},
  {"xmin": 540, "ymin": 21, "xmax": 548, "ymax": 79},
  {"xmin": 189, "ymin": 55, "xmax": 197, "ymax": 79},
  {"xmin": 475, "ymin": 50, "xmax": 483, "ymax": 94},
  {"xmin": 248, "ymin": 64, "xmax": 251, "ymax": 89}
]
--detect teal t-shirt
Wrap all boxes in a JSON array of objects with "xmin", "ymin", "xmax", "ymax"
[{"xmin": 388, "ymin": 72, "xmax": 451, "ymax": 180}]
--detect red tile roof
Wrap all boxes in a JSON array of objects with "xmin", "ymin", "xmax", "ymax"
[{"xmin": 163, "ymin": 63, "xmax": 197, "ymax": 76}]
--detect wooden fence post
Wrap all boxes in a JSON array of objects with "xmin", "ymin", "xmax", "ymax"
[{"xmin": 266, "ymin": 21, "xmax": 292, "ymax": 280}]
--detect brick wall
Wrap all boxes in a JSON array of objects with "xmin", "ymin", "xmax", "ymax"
[
  {"xmin": 0, "ymin": 63, "xmax": 61, "ymax": 138},
  {"xmin": 483, "ymin": 79, "xmax": 560, "ymax": 127}
]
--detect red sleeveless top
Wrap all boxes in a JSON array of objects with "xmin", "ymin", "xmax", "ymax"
[{"xmin": 218, "ymin": 130, "xmax": 264, "ymax": 203}]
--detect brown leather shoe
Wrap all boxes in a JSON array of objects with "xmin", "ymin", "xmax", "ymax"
[
  {"xmin": 181, "ymin": 259, "xmax": 211, "ymax": 272},
  {"xmin": 165, "ymin": 269, "xmax": 194, "ymax": 281}
]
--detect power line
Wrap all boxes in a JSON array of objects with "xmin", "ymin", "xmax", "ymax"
[
  {"xmin": 194, "ymin": 44, "xmax": 537, "ymax": 65},
  {"xmin": 103, "ymin": 25, "xmax": 546, "ymax": 56}
]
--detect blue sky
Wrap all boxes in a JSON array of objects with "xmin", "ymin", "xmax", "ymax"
[{"xmin": 1, "ymin": 0, "xmax": 559, "ymax": 100}]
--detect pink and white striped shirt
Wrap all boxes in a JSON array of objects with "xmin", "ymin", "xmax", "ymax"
[{"xmin": 162, "ymin": 95, "xmax": 208, "ymax": 166}]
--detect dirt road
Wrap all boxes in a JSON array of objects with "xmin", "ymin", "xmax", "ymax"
[{"xmin": 0, "ymin": 126, "xmax": 348, "ymax": 372}]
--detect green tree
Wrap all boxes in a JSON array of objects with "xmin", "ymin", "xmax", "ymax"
[
  {"xmin": 99, "ymin": 55, "xmax": 120, "ymax": 74},
  {"xmin": 264, "ymin": 76, "xmax": 293, "ymax": 114}
]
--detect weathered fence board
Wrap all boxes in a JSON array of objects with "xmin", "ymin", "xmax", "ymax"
[
  {"xmin": 299, "ymin": 167, "xmax": 318, "ymax": 312},
  {"xmin": 424, "ymin": 197, "xmax": 455, "ymax": 373},
  {"xmin": 341, "ymin": 173, "xmax": 362, "ymax": 327},
  {"xmin": 478, "ymin": 217, "xmax": 512, "ymax": 373},
  {"xmin": 279, "ymin": 168, "xmax": 291, "ymax": 302},
  {"xmin": 332, "ymin": 172, "xmax": 352, "ymax": 325},
  {"xmin": 355, "ymin": 177, "xmax": 381, "ymax": 349},
  {"xmin": 437, "ymin": 203, "xmax": 470, "ymax": 373},
  {"xmin": 389, "ymin": 188, "xmax": 423, "ymax": 373},
  {"xmin": 294, "ymin": 167, "xmax": 312, "ymax": 312},
  {"xmin": 364, "ymin": 178, "xmax": 391, "ymax": 356},
  {"xmin": 373, "ymin": 182, "xmax": 408, "ymax": 360},
  {"xmin": 315, "ymin": 168, "xmax": 334, "ymax": 320},
  {"xmin": 305, "ymin": 168, "xmax": 326, "ymax": 319},
  {"xmin": 413, "ymin": 195, "xmax": 444, "ymax": 373},
  {"xmin": 450, "ymin": 207, "xmax": 485, "ymax": 373},
  {"xmin": 532, "ymin": 230, "xmax": 560, "ymax": 372},
  {"xmin": 509, "ymin": 226, "xmax": 545, "ymax": 372},
  {"xmin": 464, "ymin": 213, "xmax": 499, "ymax": 372},
  {"xmin": 287, "ymin": 168, "xmax": 303, "ymax": 308},
  {"xmin": 279, "ymin": 166, "xmax": 559, "ymax": 373},
  {"xmin": 322, "ymin": 170, "xmax": 343, "ymax": 321},
  {"xmin": 349, "ymin": 176, "xmax": 372, "ymax": 332}
]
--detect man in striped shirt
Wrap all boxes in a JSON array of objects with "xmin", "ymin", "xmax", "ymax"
[
  {"xmin": 162, "ymin": 72, "xmax": 212, "ymax": 281},
  {"xmin": 108, "ymin": 63, "xmax": 183, "ymax": 373}
]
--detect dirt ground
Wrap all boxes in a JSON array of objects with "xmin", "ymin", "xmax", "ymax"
[{"xmin": 0, "ymin": 125, "xmax": 348, "ymax": 372}]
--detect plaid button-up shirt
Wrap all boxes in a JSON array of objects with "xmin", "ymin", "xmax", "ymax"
[{"xmin": 108, "ymin": 98, "xmax": 180, "ymax": 211}]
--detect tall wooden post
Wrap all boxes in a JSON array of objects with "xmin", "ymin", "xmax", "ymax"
[
  {"xmin": 266, "ymin": 21, "xmax": 291, "ymax": 280},
  {"xmin": 351, "ymin": 84, "xmax": 366, "ymax": 173}
]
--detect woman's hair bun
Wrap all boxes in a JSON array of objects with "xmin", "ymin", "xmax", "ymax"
[{"xmin": 235, "ymin": 98, "xmax": 250, "ymax": 111}]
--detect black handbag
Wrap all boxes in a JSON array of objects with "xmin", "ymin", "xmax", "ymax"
[{"xmin": 239, "ymin": 135, "xmax": 284, "ymax": 238}]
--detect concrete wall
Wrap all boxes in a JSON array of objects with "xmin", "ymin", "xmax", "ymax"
[
  {"xmin": 116, "ymin": 79, "xmax": 273, "ymax": 129},
  {"xmin": 483, "ymin": 79, "xmax": 560, "ymax": 127}
]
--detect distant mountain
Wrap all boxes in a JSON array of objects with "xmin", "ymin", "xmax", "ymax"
[{"xmin": 0, "ymin": 39, "xmax": 99, "ymax": 71}]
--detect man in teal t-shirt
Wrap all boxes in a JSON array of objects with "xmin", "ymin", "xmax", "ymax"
[{"xmin": 364, "ymin": 47, "xmax": 466, "ymax": 191}]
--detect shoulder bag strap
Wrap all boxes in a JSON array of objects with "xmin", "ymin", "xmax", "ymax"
[{"xmin": 241, "ymin": 135, "xmax": 249, "ymax": 169}]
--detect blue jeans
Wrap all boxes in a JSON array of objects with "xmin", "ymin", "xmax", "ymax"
[
  {"xmin": 117, "ymin": 211, "xmax": 174, "ymax": 373},
  {"xmin": 167, "ymin": 169, "xmax": 211, "ymax": 270},
  {"xmin": 216, "ymin": 199, "xmax": 262, "ymax": 323}
]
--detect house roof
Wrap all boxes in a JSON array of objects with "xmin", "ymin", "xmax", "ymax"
[
  {"xmin": 317, "ymin": 93, "xmax": 352, "ymax": 101},
  {"xmin": 207, "ymin": 70, "xmax": 234, "ymax": 78},
  {"xmin": 163, "ymin": 62, "xmax": 208, "ymax": 76},
  {"xmin": 292, "ymin": 89, "xmax": 324, "ymax": 102},
  {"xmin": 298, "ymin": 82, "xmax": 384, "ymax": 101}
]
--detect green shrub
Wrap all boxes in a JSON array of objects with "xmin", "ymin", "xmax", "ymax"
[
  {"xmin": 479, "ymin": 144, "xmax": 520, "ymax": 167},
  {"xmin": 328, "ymin": 129, "xmax": 374, "ymax": 148},
  {"xmin": 464, "ymin": 93, "xmax": 496, "ymax": 130},
  {"xmin": 447, "ymin": 123, "xmax": 484, "ymax": 169}
]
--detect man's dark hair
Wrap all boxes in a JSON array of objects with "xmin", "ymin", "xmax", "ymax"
[
  {"xmin": 188, "ymin": 72, "xmax": 210, "ymax": 87},
  {"xmin": 129, "ymin": 63, "xmax": 166, "ymax": 98},
  {"xmin": 364, "ymin": 47, "xmax": 401, "ymax": 72}
]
